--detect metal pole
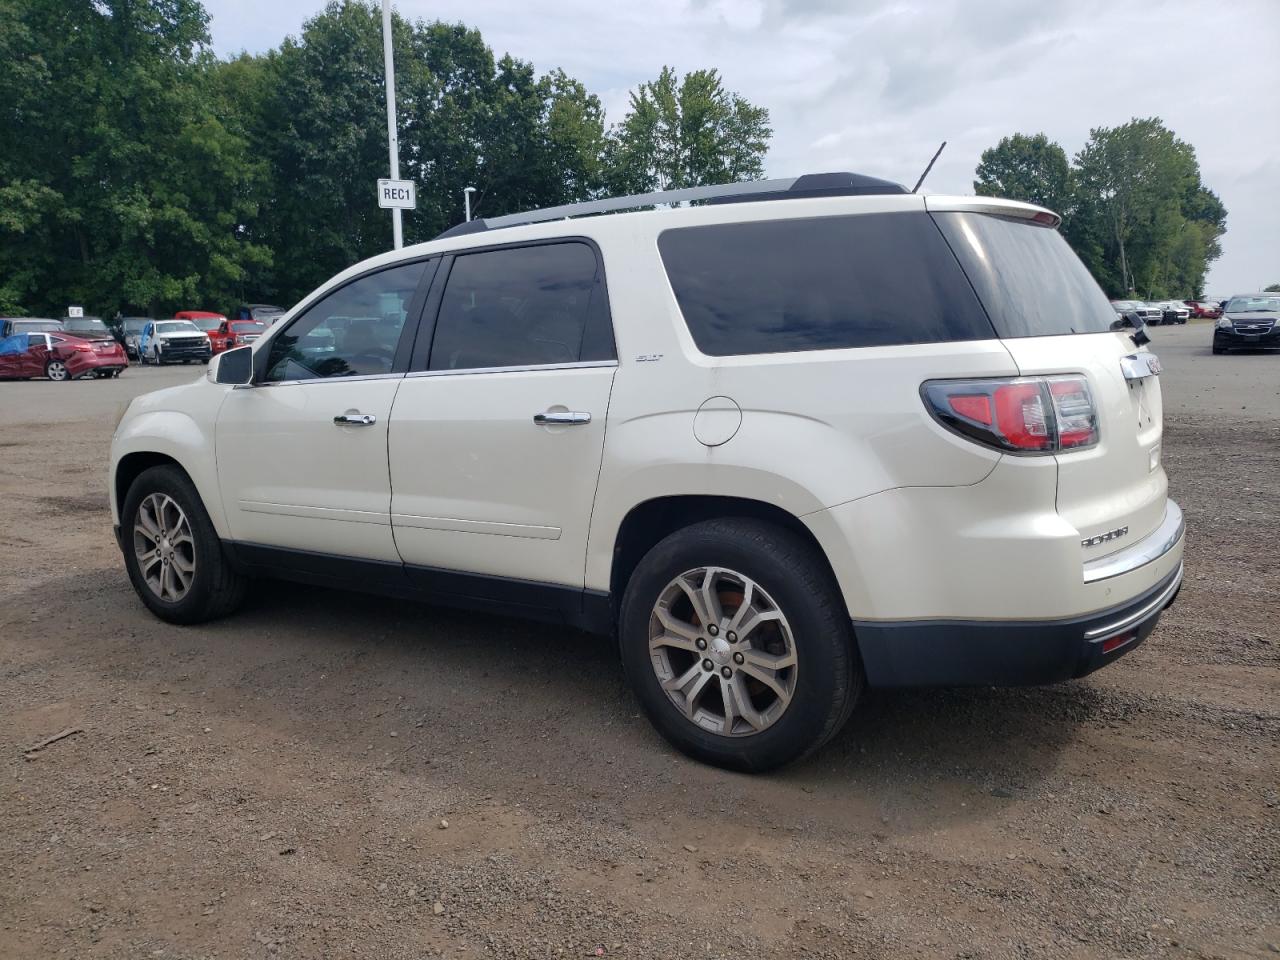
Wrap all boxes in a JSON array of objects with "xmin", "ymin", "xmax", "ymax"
[
  {"xmin": 464, "ymin": 186, "xmax": 476, "ymax": 222},
  {"xmin": 381, "ymin": 0, "xmax": 402, "ymax": 249}
]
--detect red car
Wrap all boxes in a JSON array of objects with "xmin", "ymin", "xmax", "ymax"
[
  {"xmin": 207, "ymin": 319, "xmax": 266, "ymax": 354},
  {"xmin": 0, "ymin": 330, "xmax": 128, "ymax": 381},
  {"xmin": 1184, "ymin": 300, "xmax": 1222, "ymax": 319}
]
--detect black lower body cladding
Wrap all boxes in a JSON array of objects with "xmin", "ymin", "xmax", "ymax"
[{"xmin": 853, "ymin": 564, "xmax": 1182, "ymax": 687}]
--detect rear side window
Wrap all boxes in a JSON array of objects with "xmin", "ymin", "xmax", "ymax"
[
  {"xmin": 426, "ymin": 242, "xmax": 614, "ymax": 371},
  {"xmin": 933, "ymin": 213, "xmax": 1115, "ymax": 337},
  {"xmin": 658, "ymin": 212, "xmax": 993, "ymax": 357}
]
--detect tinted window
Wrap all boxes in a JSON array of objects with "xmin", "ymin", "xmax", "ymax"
[
  {"xmin": 264, "ymin": 261, "xmax": 427, "ymax": 382},
  {"xmin": 658, "ymin": 213, "xmax": 993, "ymax": 357},
  {"xmin": 426, "ymin": 242, "xmax": 612, "ymax": 371},
  {"xmin": 934, "ymin": 213, "xmax": 1114, "ymax": 337}
]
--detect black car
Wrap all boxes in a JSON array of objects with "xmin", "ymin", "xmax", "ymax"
[
  {"xmin": 61, "ymin": 316, "xmax": 113, "ymax": 339},
  {"xmin": 1213, "ymin": 294, "xmax": 1280, "ymax": 354},
  {"xmin": 113, "ymin": 317, "xmax": 152, "ymax": 359}
]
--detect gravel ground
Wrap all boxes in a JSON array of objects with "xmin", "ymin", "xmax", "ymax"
[{"xmin": 1, "ymin": 323, "xmax": 1277, "ymax": 959}]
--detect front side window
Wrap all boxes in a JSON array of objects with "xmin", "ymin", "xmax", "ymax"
[
  {"xmin": 264, "ymin": 261, "xmax": 427, "ymax": 382},
  {"xmin": 425, "ymin": 242, "xmax": 613, "ymax": 371},
  {"xmin": 658, "ymin": 213, "xmax": 994, "ymax": 357}
]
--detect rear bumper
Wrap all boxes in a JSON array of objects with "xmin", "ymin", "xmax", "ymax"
[
  {"xmin": 855, "ymin": 562, "xmax": 1183, "ymax": 687},
  {"xmin": 67, "ymin": 353, "xmax": 128, "ymax": 375}
]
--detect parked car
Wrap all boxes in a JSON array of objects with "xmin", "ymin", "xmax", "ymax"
[
  {"xmin": 235, "ymin": 303, "xmax": 286, "ymax": 325},
  {"xmin": 208, "ymin": 319, "xmax": 266, "ymax": 354},
  {"xmin": 109, "ymin": 173, "xmax": 1183, "ymax": 771},
  {"xmin": 1213, "ymin": 293, "xmax": 1280, "ymax": 354},
  {"xmin": 1184, "ymin": 300, "xmax": 1222, "ymax": 319},
  {"xmin": 137, "ymin": 319, "xmax": 212, "ymax": 365},
  {"xmin": 0, "ymin": 330, "xmax": 127, "ymax": 380},
  {"xmin": 1111, "ymin": 300, "xmax": 1162, "ymax": 325},
  {"xmin": 115, "ymin": 317, "xmax": 152, "ymax": 359},
  {"xmin": 61, "ymin": 315, "xmax": 116, "ymax": 339},
  {"xmin": 1154, "ymin": 300, "xmax": 1190, "ymax": 325},
  {"xmin": 0, "ymin": 317, "xmax": 63, "ymax": 337}
]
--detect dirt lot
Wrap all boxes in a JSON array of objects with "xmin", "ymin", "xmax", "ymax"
[{"xmin": 1, "ymin": 323, "xmax": 1277, "ymax": 959}]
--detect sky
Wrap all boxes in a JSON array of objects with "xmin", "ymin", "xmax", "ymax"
[{"xmin": 204, "ymin": 0, "xmax": 1279, "ymax": 295}]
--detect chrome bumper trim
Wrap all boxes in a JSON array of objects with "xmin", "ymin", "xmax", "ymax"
[
  {"xmin": 1082, "ymin": 499, "xmax": 1184, "ymax": 584},
  {"xmin": 1084, "ymin": 563, "xmax": 1183, "ymax": 641}
]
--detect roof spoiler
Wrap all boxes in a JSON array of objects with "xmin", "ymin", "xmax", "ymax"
[{"xmin": 924, "ymin": 196, "xmax": 1061, "ymax": 228}]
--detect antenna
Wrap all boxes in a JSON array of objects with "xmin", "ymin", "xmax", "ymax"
[{"xmin": 911, "ymin": 141, "xmax": 947, "ymax": 194}]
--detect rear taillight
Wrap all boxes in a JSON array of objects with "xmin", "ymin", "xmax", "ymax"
[{"xmin": 922, "ymin": 376, "xmax": 1098, "ymax": 453}]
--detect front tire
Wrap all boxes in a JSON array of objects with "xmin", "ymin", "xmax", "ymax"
[
  {"xmin": 619, "ymin": 518, "xmax": 860, "ymax": 772},
  {"xmin": 121, "ymin": 465, "xmax": 246, "ymax": 624}
]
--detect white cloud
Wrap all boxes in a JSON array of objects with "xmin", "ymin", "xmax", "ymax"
[{"xmin": 206, "ymin": 0, "xmax": 1280, "ymax": 292}]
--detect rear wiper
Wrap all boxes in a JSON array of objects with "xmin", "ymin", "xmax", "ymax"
[{"xmin": 1111, "ymin": 311, "xmax": 1151, "ymax": 346}]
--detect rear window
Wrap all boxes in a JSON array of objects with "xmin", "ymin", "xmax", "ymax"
[
  {"xmin": 933, "ymin": 213, "xmax": 1115, "ymax": 337},
  {"xmin": 658, "ymin": 213, "xmax": 993, "ymax": 356}
]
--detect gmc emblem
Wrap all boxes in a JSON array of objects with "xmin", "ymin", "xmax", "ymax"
[{"xmin": 1081, "ymin": 526, "xmax": 1129, "ymax": 548}]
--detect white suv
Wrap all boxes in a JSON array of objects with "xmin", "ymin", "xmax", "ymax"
[{"xmin": 109, "ymin": 173, "xmax": 1184, "ymax": 771}]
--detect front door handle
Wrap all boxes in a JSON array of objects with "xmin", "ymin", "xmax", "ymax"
[
  {"xmin": 334, "ymin": 413, "xmax": 376, "ymax": 426},
  {"xmin": 533, "ymin": 411, "xmax": 591, "ymax": 426}
]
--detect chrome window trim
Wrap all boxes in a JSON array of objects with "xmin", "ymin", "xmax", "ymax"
[
  {"xmin": 405, "ymin": 359, "xmax": 618, "ymax": 379},
  {"xmin": 243, "ymin": 371, "xmax": 406, "ymax": 389},
  {"xmin": 1082, "ymin": 499, "xmax": 1184, "ymax": 584}
]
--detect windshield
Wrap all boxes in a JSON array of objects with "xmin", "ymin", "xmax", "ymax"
[
  {"xmin": 934, "ymin": 213, "xmax": 1115, "ymax": 337},
  {"xmin": 156, "ymin": 321, "xmax": 201, "ymax": 334},
  {"xmin": 12, "ymin": 319, "xmax": 63, "ymax": 332},
  {"xmin": 190, "ymin": 317, "xmax": 222, "ymax": 331},
  {"xmin": 122, "ymin": 319, "xmax": 149, "ymax": 333},
  {"xmin": 65, "ymin": 318, "xmax": 109, "ymax": 333},
  {"xmin": 230, "ymin": 321, "xmax": 264, "ymax": 333},
  {"xmin": 1226, "ymin": 296, "xmax": 1280, "ymax": 313}
]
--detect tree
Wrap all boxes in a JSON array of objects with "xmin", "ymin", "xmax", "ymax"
[
  {"xmin": 604, "ymin": 67, "xmax": 771, "ymax": 194},
  {"xmin": 1071, "ymin": 117, "xmax": 1223, "ymax": 299},
  {"xmin": 1264, "ymin": 283, "xmax": 1280, "ymax": 292},
  {"xmin": 973, "ymin": 133, "xmax": 1075, "ymax": 216},
  {"xmin": 0, "ymin": 0, "xmax": 268, "ymax": 317}
]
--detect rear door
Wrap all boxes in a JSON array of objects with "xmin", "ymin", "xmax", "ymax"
[
  {"xmin": 388, "ymin": 240, "xmax": 616, "ymax": 591},
  {"xmin": 932, "ymin": 207, "xmax": 1168, "ymax": 555}
]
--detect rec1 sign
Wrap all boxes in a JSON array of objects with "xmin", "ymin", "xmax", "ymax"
[{"xmin": 377, "ymin": 178, "xmax": 416, "ymax": 210}]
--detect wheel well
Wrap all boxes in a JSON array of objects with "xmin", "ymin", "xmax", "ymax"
[
  {"xmin": 114, "ymin": 452, "xmax": 185, "ymax": 515},
  {"xmin": 609, "ymin": 495, "xmax": 845, "ymax": 613}
]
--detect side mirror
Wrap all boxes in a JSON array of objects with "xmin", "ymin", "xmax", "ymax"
[{"xmin": 213, "ymin": 345, "xmax": 254, "ymax": 385}]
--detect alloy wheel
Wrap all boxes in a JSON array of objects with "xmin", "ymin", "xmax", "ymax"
[
  {"xmin": 648, "ymin": 567, "xmax": 798, "ymax": 737},
  {"xmin": 46, "ymin": 360, "xmax": 68, "ymax": 381},
  {"xmin": 133, "ymin": 492, "xmax": 196, "ymax": 602}
]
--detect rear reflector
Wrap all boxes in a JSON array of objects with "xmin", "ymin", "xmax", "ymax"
[
  {"xmin": 922, "ymin": 375, "xmax": 1098, "ymax": 453},
  {"xmin": 1101, "ymin": 630, "xmax": 1137, "ymax": 654}
]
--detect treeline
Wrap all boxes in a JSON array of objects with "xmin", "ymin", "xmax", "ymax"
[
  {"xmin": 0, "ymin": 0, "xmax": 770, "ymax": 317},
  {"xmin": 974, "ymin": 121, "xmax": 1226, "ymax": 299}
]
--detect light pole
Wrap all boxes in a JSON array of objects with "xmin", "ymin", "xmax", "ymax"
[
  {"xmin": 464, "ymin": 186, "xmax": 476, "ymax": 222},
  {"xmin": 380, "ymin": 0, "xmax": 402, "ymax": 249}
]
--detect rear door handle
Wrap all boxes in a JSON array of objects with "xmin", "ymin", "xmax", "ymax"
[
  {"xmin": 533, "ymin": 411, "xmax": 591, "ymax": 426},
  {"xmin": 334, "ymin": 413, "xmax": 377, "ymax": 426}
]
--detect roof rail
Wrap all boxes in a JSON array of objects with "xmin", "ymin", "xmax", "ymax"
[{"xmin": 434, "ymin": 172, "xmax": 907, "ymax": 239}]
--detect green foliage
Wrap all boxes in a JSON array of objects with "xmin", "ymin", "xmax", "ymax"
[
  {"xmin": 974, "ymin": 133, "xmax": 1075, "ymax": 216},
  {"xmin": 604, "ymin": 66, "xmax": 771, "ymax": 193},
  {"xmin": 0, "ymin": 0, "xmax": 268, "ymax": 317},
  {"xmin": 0, "ymin": 0, "xmax": 771, "ymax": 315},
  {"xmin": 1264, "ymin": 283, "xmax": 1280, "ymax": 292},
  {"xmin": 975, "ymin": 119, "xmax": 1226, "ymax": 300}
]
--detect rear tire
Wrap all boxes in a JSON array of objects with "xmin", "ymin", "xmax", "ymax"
[
  {"xmin": 45, "ymin": 359, "xmax": 70, "ymax": 382},
  {"xmin": 619, "ymin": 518, "xmax": 860, "ymax": 772},
  {"xmin": 121, "ymin": 465, "xmax": 246, "ymax": 624}
]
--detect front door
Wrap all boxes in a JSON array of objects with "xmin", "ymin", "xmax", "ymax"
[
  {"xmin": 388, "ymin": 241, "xmax": 617, "ymax": 591},
  {"xmin": 215, "ymin": 260, "xmax": 432, "ymax": 562}
]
